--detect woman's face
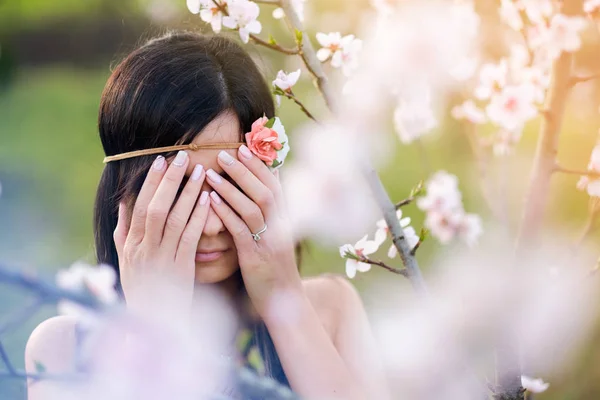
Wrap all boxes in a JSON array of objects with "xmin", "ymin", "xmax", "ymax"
[{"xmin": 173, "ymin": 111, "xmax": 244, "ymax": 284}]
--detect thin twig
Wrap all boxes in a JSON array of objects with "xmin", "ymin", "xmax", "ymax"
[
  {"xmin": 210, "ymin": 0, "xmax": 299, "ymax": 55},
  {"xmin": 279, "ymin": 0, "xmax": 335, "ymax": 110},
  {"xmin": 569, "ymin": 73, "xmax": 600, "ymax": 87},
  {"xmin": 281, "ymin": 90, "xmax": 318, "ymax": 122},
  {"xmin": 395, "ymin": 197, "xmax": 415, "ymax": 209},
  {"xmin": 410, "ymin": 240, "xmax": 422, "ymax": 257},
  {"xmin": 554, "ymin": 164, "xmax": 600, "ymax": 179},
  {"xmin": 249, "ymin": 34, "xmax": 299, "ymax": 55},
  {"xmin": 356, "ymin": 256, "xmax": 409, "ymax": 278}
]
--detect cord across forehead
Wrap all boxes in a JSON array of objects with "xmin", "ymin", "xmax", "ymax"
[{"xmin": 102, "ymin": 142, "xmax": 246, "ymax": 163}]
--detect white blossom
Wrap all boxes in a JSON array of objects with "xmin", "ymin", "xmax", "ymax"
[
  {"xmin": 393, "ymin": 89, "xmax": 438, "ymax": 144},
  {"xmin": 521, "ymin": 0, "xmax": 554, "ymax": 24},
  {"xmin": 374, "ymin": 210, "xmax": 419, "ymax": 257},
  {"xmin": 187, "ymin": 0, "xmax": 226, "ymax": 33},
  {"xmin": 316, "ymin": 33, "xmax": 362, "ymax": 76},
  {"xmin": 316, "ymin": 32, "xmax": 343, "ymax": 62},
  {"xmin": 339, "ymin": 235, "xmax": 380, "ymax": 279},
  {"xmin": 577, "ymin": 142, "xmax": 600, "ymax": 197},
  {"xmin": 528, "ymin": 14, "xmax": 586, "ymax": 60},
  {"xmin": 451, "ymin": 100, "xmax": 487, "ymax": 124},
  {"xmin": 272, "ymin": 69, "xmax": 301, "ymax": 92},
  {"xmin": 417, "ymin": 171, "xmax": 463, "ymax": 213},
  {"xmin": 493, "ymin": 129, "xmax": 523, "ymax": 156},
  {"xmin": 499, "ymin": 0, "xmax": 523, "ymax": 31},
  {"xmin": 474, "ymin": 60, "xmax": 508, "ymax": 100},
  {"xmin": 56, "ymin": 262, "xmax": 119, "ymax": 319},
  {"xmin": 584, "ymin": 0, "xmax": 600, "ymax": 14},
  {"xmin": 272, "ymin": 0, "xmax": 305, "ymax": 21},
  {"xmin": 222, "ymin": 0, "xmax": 262, "ymax": 43},
  {"xmin": 417, "ymin": 171, "xmax": 482, "ymax": 246},
  {"xmin": 331, "ymin": 36, "xmax": 362, "ymax": 77},
  {"xmin": 486, "ymin": 84, "xmax": 538, "ymax": 132},
  {"xmin": 521, "ymin": 375, "xmax": 550, "ymax": 393}
]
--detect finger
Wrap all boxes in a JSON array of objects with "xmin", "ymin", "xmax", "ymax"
[
  {"xmin": 162, "ymin": 164, "xmax": 205, "ymax": 251},
  {"xmin": 209, "ymin": 191, "xmax": 255, "ymax": 249},
  {"xmin": 113, "ymin": 201, "xmax": 129, "ymax": 257},
  {"xmin": 206, "ymin": 168, "xmax": 266, "ymax": 234},
  {"xmin": 144, "ymin": 151, "xmax": 190, "ymax": 247},
  {"xmin": 216, "ymin": 150, "xmax": 278, "ymax": 220},
  {"xmin": 128, "ymin": 155, "xmax": 168, "ymax": 244},
  {"xmin": 177, "ymin": 190, "xmax": 211, "ymax": 262},
  {"xmin": 236, "ymin": 145, "xmax": 285, "ymax": 209}
]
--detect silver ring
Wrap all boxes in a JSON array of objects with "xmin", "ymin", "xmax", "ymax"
[{"xmin": 251, "ymin": 224, "xmax": 268, "ymax": 241}]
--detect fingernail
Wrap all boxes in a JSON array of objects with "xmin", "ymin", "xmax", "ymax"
[
  {"xmin": 218, "ymin": 150, "xmax": 235, "ymax": 166},
  {"xmin": 191, "ymin": 164, "xmax": 204, "ymax": 181},
  {"xmin": 152, "ymin": 155, "xmax": 166, "ymax": 171},
  {"xmin": 206, "ymin": 169, "xmax": 223, "ymax": 183},
  {"xmin": 173, "ymin": 151, "xmax": 188, "ymax": 167},
  {"xmin": 210, "ymin": 191, "xmax": 222, "ymax": 205},
  {"xmin": 239, "ymin": 145, "xmax": 253, "ymax": 160},
  {"xmin": 199, "ymin": 191, "xmax": 210, "ymax": 206}
]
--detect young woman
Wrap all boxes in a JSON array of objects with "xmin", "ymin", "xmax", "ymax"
[{"xmin": 25, "ymin": 31, "xmax": 390, "ymax": 399}]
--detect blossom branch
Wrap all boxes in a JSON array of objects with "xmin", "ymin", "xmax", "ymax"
[
  {"xmin": 279, "ymin": 0, "xmax": 335, "ymax": 110},
  {"xmin": 363, "ymin": 163, "xmax": 428, "ymax": 294},
  {"xmin": 510, "ymin": 1, "xmax": 585, "ymax": 399},
  {"xmin": 210, "ymin": 0, "xmax": 298, "ymax": 55},
  {"xmin": 278, "ymin": 90, "xmax": 318, "ymax": 122},
  {"xmin": 356, "ymin": 256, "xmax": 409, "ymax": 278},
  {"xmin": 554, "ymin": 164, "xmax": 600, "ymax": 179},
  {"xmin": 394, "ymin": 198, "xmax": 414, "ymax": 209},
  {"xmin": 569, "ymin": 73, "xmax": 600, "ymax": 87},
  {"xmin": 249, "ymin": 34, "xmax": 299, "ymax": 55}
]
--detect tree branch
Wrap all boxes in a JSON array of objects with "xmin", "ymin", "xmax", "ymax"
[
  {"xmin": 395, "ymin": 197, "xmax": 415, "ymax": 209},
  {"xmin": 356, "ymin": 256, "xmax": 409, "ymax": 278},
  {"xmin": 249, "ymin": 34, "xmax": 299, "ymax": 55},
  {"xmin": 210, "ymin": 0, "xmax": 299, "ymax": 55},
  {"xmin": 279, "ymin": 0, "xmax": 336, "ymax": 110},
  {"xmin": 569, "ymin": 73, "xmax": 600, "ymax": 87},
  {"xmin": 280, "ymin": 90, "xmax": 318, "ymax": 122},
  {"xmin": 510, "ymin": 1, "xmax": 584, "ymax": 399},
  {"xmin": 554, "ymin": 164, "xmax": 600, "ymax": 179}
]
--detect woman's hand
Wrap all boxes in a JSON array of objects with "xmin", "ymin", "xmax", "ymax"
[
  {"xmin": 206, "ymin": 145, "xmax": 302, "ymax": 317},
  {"xmin": 113, "ymin": 151, "xmax": 211, "ymax": 318}
]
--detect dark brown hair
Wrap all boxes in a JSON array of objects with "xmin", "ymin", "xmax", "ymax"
[{"xmin": 93, "ymin": 31, "xmax": 288, "ymax": 388}]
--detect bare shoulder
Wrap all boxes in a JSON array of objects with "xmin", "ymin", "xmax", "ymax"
[
  {"xmin": 25, "ymin": 315, "xmax": 79, "ymax": 374},
  {"xmin": 301, "ymin": 274, "xmax": 362, "ymax": 339}
]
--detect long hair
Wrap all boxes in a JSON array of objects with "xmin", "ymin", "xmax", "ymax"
[{"xmin": 93, "ymin": 31, "xmax": 289, "ymax": 387}]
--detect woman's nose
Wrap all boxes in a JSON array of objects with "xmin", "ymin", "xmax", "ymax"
[{"xmin": 202, "ymin": 201, "xmax": 226, "ymax": 236}]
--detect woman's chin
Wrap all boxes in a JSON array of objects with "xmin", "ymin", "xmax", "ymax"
[{"xmin": 193, "ymin": 261, "xmax": 239, "ymax": 284}]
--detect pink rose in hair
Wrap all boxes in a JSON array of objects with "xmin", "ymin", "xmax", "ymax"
[{"xmin": 245, "ymin": 116, "xmax": 283, "ymax": 166}]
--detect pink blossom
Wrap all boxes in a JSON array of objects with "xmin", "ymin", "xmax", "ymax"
[
  {"xmin": 451, "ymin": 100, "xmax": 487, "ymax": 124},
  {"xmin": 528, "ymin": 14, "xmax": 586, "ymax": 60},
  {"xmin": 584, "ymin": 0, "xmax": 600, "ymax": 14},
  {"xmin": 222, "ymin": 0, "xmax": 262, "ymax": 43},
  {"xmin": 499, "ymin": 0, "xmax": 523, "ymax": 31},
  {"xmin": 474, "ymin": 61, "xmax": 508, "ymax": 100},
  {"xmin": 486, "ymin": 84, "xmax": 538, "ymax": 132},
  {"xmin": 339, "ymin": 235, "xmax": 381, "ymax": 278}
]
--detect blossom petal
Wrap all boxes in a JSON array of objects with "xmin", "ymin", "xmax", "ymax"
[{"xmin": 345, "ymin": 259, "xmax": 357, "ymax": 279}]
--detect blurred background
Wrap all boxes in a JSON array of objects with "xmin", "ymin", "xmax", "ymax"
[{"xmin": 1, "ymin": 0, "xmax": 600, "ymax": 398}]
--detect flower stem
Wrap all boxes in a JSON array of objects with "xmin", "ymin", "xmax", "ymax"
[
  {"xmin": 357, "ymin": 256, "xmax": 409, "ymax": 278},
  {"xmin": 283, "ymin": 90, "xmax": 318, "ymax": 122}
]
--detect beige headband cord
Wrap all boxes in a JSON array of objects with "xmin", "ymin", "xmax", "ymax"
[{"xmin": 102, "ymin": 142, "xmax": 246, "ymax": 164}]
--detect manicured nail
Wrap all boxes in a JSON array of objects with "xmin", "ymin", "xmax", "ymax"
[
  {"xmin": 239, "ymin": 145, "xmax": 253, "ymax": 160},
  {"xmin": 218, "ymin": 150, "xmax": 235, "ymax": 166},
  {"xmin": 206, "ymin": 169, "xmax": 223, "ymax": 183},
  {"xmin": 210, "ymin": 191, "xmax": 222, "ymax": 205},
  {"xmin": 199, "ymin": 191, "xmax": 210, "ymax": 206},
  {"xmin": 173, "ymin": 151, "xmax": 188, "ymax": 167},
  {"xmin": 152, "ymin": 155, "xmax": 166, "ymax": 171},
  {"xmin": 191, "ymin": 164, "xmax": 204, "ymax": 181}
]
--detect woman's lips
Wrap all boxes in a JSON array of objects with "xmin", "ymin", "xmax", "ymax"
[{"xmin": 195, "ymin": 250, "xmax": 226, "ymax": 262}]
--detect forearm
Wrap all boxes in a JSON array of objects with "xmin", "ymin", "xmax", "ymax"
[{"xmin": 262, "ymin": 290, "xmax": 366, "ymax": 400}]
